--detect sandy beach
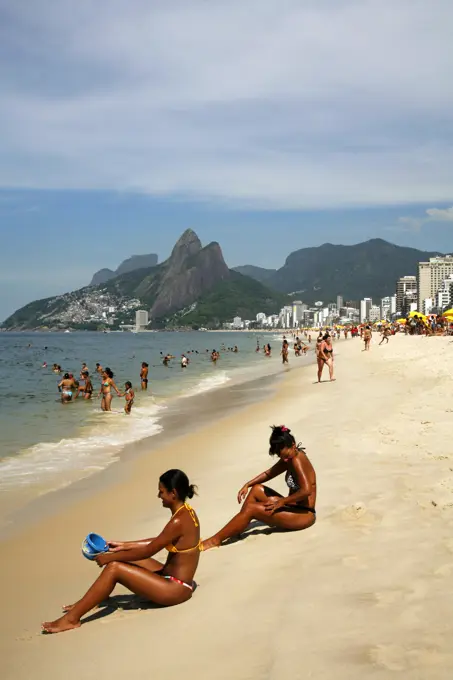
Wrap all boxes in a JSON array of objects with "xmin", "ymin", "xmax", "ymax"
[{"xmin": 3, "ymin": 333, "xmax": 453, "ymax": 679}]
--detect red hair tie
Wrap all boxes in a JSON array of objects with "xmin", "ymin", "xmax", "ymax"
[{"xmin": 281, "ymin": 425, "xmax": 289, "ymax": 432}]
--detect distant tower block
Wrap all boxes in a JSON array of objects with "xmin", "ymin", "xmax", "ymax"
[{"xmin": 135, "ymin": 309, "xmax": 149, "ymax": 331}]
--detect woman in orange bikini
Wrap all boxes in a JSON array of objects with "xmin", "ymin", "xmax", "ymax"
[
  {"xmin": 42, "ymin": 470, "xmax": 200, "ymax": 634},
  {"xmin": 201, "ymin": 426, "xmax": 316, "ymax": 550}
]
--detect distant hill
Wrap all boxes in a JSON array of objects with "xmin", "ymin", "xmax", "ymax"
[
  {"xmin": 90, "ymin": 253, "xmax": 158, "ymax": 286},
  {"xmin": 238, "ymin": 239, "xmax": 441, "ymax": 302},
  {"xmin": 3, "ymin": 230, "xmax": 287, "ymax": 330},
  {"xmin": 232, "ymin": 265, "xmax": 276, "ymax": 284}
]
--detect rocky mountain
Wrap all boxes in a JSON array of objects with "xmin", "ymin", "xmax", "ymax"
[
  {"xmin": 232, "ymin": 265, "xmax": 276, "ymax": 283},
  {"xmin": 237, "ymin": 239, "xmax": 441, "ymax": 302},
  {"xmin": 90, "ymin": 253, "xmax": 158, "ymax": 286},
  {"xmin": 3, "ymin": 229, "xmax": 286, "ymax": 330}
]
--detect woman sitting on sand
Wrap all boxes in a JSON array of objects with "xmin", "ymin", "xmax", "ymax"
[
  {"xmin": 42, "ymin": 469, "xmax": 201, "ymax": 634},
  {"xmin": 201, "ymin": 426, "xmax": 316, "ymax": 551}
]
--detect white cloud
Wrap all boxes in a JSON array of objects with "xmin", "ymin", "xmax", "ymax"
[
  {"xmin": 425, "ymin": 207, "xmax": 453, "ymax": 222},
  {"xmin": 0, "ymin": 0, "xmax": 453, "ymax": 208},
  {"xmin": 397, "ymin": 205, "xmax": 453, "ymax": 231}
]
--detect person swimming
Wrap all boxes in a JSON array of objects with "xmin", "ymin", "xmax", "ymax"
[
  {"xmin": 41, "ymin": 469, "xmax": 201, "ymax": 633},
  {"xmin": 201, "ymin": 426, "xmax": 316, "ymax": 550}
]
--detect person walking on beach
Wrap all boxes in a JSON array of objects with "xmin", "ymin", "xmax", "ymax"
[
  {"xmin": 379, "ymin": 327, "xmax": 391, "ymax": 346},
  {"xmin": 363, "ymin": 325, "xmax": 372, "ymax": 351},
  {"xmin": 201, "ymin": 426, "xmax": 316, "ymax": 551},
  {"xmin": 316, "ymin": 334, "xmax": 325, "ymax": 382},
  {"xmin": 322, "ymin": 333, "xmax": 335, "ymax": 380},
  {"xmin": 140, "ymin": 362, "xmax": 149, "ymax": 390},
  {"xmin": 42, "ymin": 470, "xmax": 201, "ymax": 634},
  {"xmin": 99, "ymin": 368, "xmax": 121, "ymax": 411},
  {"xmin": 281, "ymin": 339, "xmax": 289, "ymax": 364}
]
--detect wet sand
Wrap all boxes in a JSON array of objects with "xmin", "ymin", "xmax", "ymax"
[{"xmin": 3, "ymin": 334, "xmax": 453, "ymax": 679}]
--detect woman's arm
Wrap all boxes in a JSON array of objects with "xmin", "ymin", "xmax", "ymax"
[
  {"xmin": 110, "ymin": 379, "xmax": 121, "ymax": 396},
  {"xmin": 237, "ymin": 459, "xmax": 286, "ymax": 502},
  {"xmin": 97, "ymin": 520, "xmax": 183, "ymax": 566}
]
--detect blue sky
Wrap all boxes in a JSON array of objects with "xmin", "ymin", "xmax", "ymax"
[{"xmin": 1, "ymin": 0, "xmax": 452, "ymax": 321}]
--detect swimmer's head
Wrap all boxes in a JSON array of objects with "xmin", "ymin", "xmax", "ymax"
[
  {"xmin": 141, "ymin": 362, "xmax": 149, "ymax": 367},
  {"xmin": 158, "ymin": 469, "xmax": 197, "ymax": 507},
  {"xmin": 269, "ymin": 425, "xmax": 297, "ymax": 461},
  {"xmin": 104, "ymin": 367, "xmax": 114, "ymax": 379},
  {"xmin": 63, "ymin": 373, "xmax": 70, "ymax": 379},
  {"xmin": 125, "ymin": 381, "xmax": 132, "ymax": 389}
]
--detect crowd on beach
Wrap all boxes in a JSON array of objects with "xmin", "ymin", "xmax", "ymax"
[{"xmin": 43, "ymin": 320, "xmax": 435, "ymax": 415}]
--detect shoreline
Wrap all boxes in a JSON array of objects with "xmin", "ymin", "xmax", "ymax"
[
  {"xmin": 4, "ymin": 334, "xmax": 453, "ymax": 679},
  {"xmin": 0, "ymin": 348, "xmax": 317, "ymax": 539}
]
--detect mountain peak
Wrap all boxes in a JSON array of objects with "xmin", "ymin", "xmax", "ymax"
[{"xmin": 168, "ymin": 229, "xmax": 202, "ymax": 268}]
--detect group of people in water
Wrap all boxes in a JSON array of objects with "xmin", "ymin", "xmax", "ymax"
[
  {"xmin": 55, "ymin": 362, "xmax": 135, "ymax": 414},
  {"xmin": 41, "ymin": 424, "xmax": 317, "ymax": 633}
]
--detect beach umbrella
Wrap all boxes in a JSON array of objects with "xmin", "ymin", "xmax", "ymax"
[
  {"xmin": 443, "ymin": 308, "xmax": 453, "ymax": 317},
  {"xmin": 396, "ymin": 318, "xmax": 407, "ymax": 324}
]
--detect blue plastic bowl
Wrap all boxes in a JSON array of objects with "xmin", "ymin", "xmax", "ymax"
[{"xmin": 82, "ymin": 532, "xmax": 109, "ymax": 560}]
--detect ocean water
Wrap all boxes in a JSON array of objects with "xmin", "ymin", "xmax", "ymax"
[{"xmin": 0, "ymin": 331, "xmax": 293, "ymax": 494}]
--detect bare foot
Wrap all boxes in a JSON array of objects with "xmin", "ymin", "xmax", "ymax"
[
  {"xmin": 42, "ymin": 614, "xmax": 81, "ymax": 634},
  {"xmin": 200, "ymin": 536, "xmax": 221, "ymax": 551}
]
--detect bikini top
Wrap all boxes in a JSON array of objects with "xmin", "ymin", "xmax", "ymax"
[
  {"xmin": 165, "ymin": 503, "xmax": 201, "ymax": 553},
  {"xmin": 285, "ymin": 470, "xmax": 300, "ymax": 492}
]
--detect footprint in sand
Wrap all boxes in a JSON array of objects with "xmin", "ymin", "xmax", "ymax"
[
  {"xmin": 368, "ymin": 643, "xmax": 445, "ymax": 671},
  {"xmin": 330, "ymin": 502, "xmax": 381, "ymax": 528}
]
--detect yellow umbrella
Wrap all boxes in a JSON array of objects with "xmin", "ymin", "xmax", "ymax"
[
  {"xmin": 396, "ymin": 318, "xmax": 407, "ymax": 324},
  {"xmin": 443, "ymin": 308, "xmax": 453, "ymax": 316}
]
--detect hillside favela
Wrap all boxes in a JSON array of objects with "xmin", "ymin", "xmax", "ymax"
[{"xmin": 2, "ymin": 3, "xmax": 453, "ymax": 680}]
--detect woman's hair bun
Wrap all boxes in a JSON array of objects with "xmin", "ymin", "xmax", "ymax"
[
  {"xmin": 271, "ymin": 424, "xmax": 291, "ymax": 434},
  {"xmin": 187, "ymin": 484, "xmax": 196, "ymax": 499}
]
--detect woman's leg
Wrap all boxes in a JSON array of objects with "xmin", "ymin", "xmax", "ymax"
[
  {"xmin": 317, "ymin": 358, "xmax": 324, "ymax": 382},
  {"xmin": 100, "ymin": 396, "xmax": 106, "ymax": 411},
  {"xmin": 328, "ymin": 359, "xmax": 335, "ymax": 381},
  {"xmin": 104, "ymin": 394, "xmax": 112, "ymax": 411},
  {"xmin": 201, "ymin": 484, "xmax": 314, "ymax": 551},
  {"xmin": 43, "ymin": 561, "xmax": 191, "ymax": 634},
  {"xmin": 62, "ymin": 557, "xmax": 164, "ymax": 611}
]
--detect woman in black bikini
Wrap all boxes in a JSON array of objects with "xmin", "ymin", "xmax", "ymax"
[
  {"xmin": 42, "ymin": 470, "xmax": 200, "ymax": 634},
  {"xmin": 322, "ymin": 333, "xmax": 335, "ymax": 381},
  {"xmin": 201, "ymin": 426, "xmax": 316, "ymax": 550}
]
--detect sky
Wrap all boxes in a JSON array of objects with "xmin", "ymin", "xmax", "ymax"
[{"xmin": 0, "ymin": 0, "xmax": 453, "ymax": 321}]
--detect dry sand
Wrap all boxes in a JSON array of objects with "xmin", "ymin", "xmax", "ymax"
[{"xmin": 2, "ymin": 334, "xmax": 453, "ymax": 679}]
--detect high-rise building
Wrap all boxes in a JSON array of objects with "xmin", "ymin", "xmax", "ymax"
[
  {"xmin": 396, "ymin": 276, "xmax": 416, "ymax": 315},
  {"xmin": 369, "ymin": 305, "xmax": 381, "ymax": 323},
  {"xmin": 418, "ymin": 256, "xmax": 453, "ymax": 308},
  {"xmin": 381, "ymin": 295, "xmax": 397, "ymax": 320},
  {"xmin": 135, "ymin": 309, "xmax": 149, "ymax": 331},
  {"xmin": 360, "ymin": 298, "xmax": 372, "ymax": 323},
  {"xmin": 437, "ymin": 275, "xmax": 453, "ymax": 311},
  {"xmin": 336, "ymin": 295, "xmax": 344, "ymax": 310},
  {"xmin": 292, "ymin": 301, "xmax": 304, "ymax": 328}
]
